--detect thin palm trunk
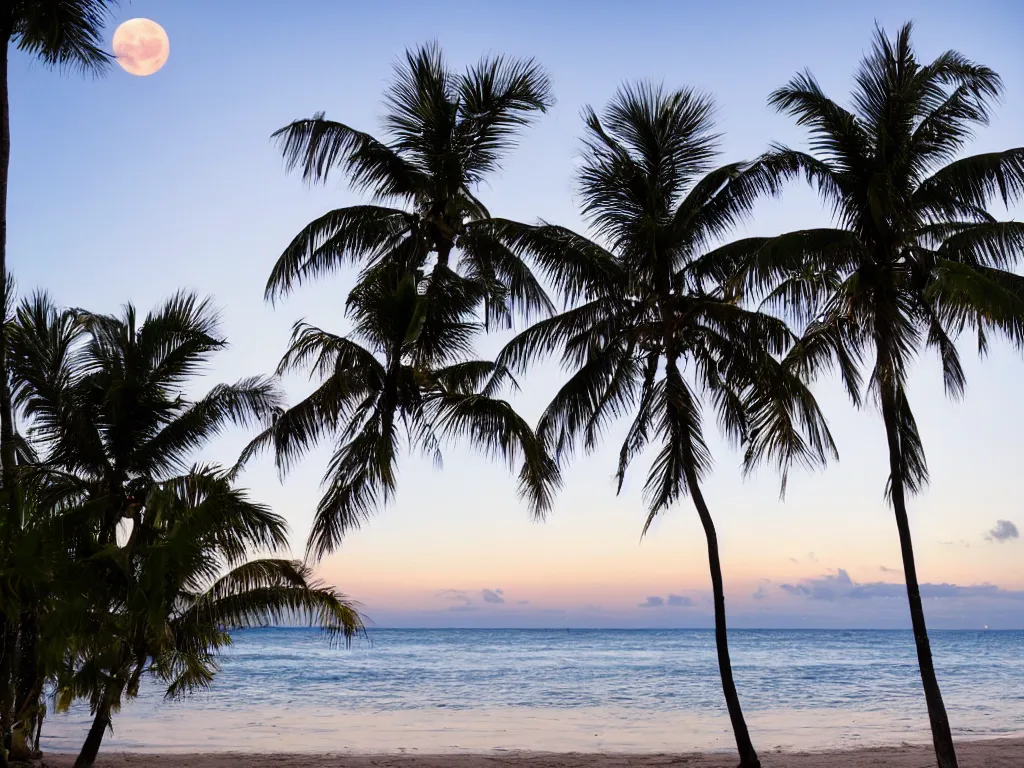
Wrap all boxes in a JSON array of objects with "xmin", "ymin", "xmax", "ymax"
[
  {"xmin": 681, "ymin": 447, "xmax": 760, "ymax": 767},
  {"xmin": 0, "ymin": 49, "xmax": 20, "ymax": 764},
  {"xmin": 74, "ymin": 690, "xmax": 113, "ymax": 768},
  {"xmin": 0, "ymin": 35, "xmax": 17, "ymax": 508},
  {"xmin": 879, "ymin": 385, "xmax": 958, "ymax": 768},
  {"xmin": 658, "ymin": 252, "xmax": 759, "ymax": 767}
]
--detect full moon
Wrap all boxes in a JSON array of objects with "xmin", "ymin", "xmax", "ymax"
[{"xmin": 112, "ymin": 18, "xmax": 169, "ymax": 77}]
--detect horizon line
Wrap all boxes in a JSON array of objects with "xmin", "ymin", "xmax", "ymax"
[{"xmin": 251, "ymin": 625, "xmax": 1022, "ymax": 632}]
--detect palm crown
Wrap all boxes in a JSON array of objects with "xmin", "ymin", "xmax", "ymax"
[
  {"xmin": 8, "ymin": 292, "xmax": 282, "ymax": 540},
  {"xmin": 740, "ymin": 22, "xmax": 1024, "ymax": 494},
  {"xmin": 267, "ymin": 42, "xmax": 556, "ymax": 331},
  {"xmin": 500, "ymin": 84, "xmax": 836, "ymax": 519},
  {"xmin": 244, "ymin": 266, "xmax": 559, "ymax": 559},
  {"xmin": 3, "ymin": 1, "xmax": 115, "ymax": 73}
]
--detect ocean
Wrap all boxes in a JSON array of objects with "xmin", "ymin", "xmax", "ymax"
[{"xmin": 45, "ymin": 628, "xmax": 1024, "ymax": 754}]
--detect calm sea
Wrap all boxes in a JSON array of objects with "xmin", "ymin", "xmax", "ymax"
[{"xmin": 45, "ymin": 628, "xmax": 1024, "ymax": 754}]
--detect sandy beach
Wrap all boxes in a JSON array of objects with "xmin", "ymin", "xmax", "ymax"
[{"xmin": 37, "ymin": 738, "xmax": 1024, "ymax": 767}]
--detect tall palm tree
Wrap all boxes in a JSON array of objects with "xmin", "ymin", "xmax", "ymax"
[
  {"xmin": 243, "ymin": 266, "xmax": 559, "ymax": 558},
  {"xmin": 733, "ymin": 23, "xmax": 1024, "ymax": 768},
  {"xmin": 1, "ymin": 10, "xmax": 116, "ymax": 756},
  {"xmin": 57, "ymin": 465, "xmax": 363, "ymax": 768},
  {"xmin": 267, "ymin": 42, "xmax": 557, "ymax": 335},
  {"xmin": 496, "ymin": 84, "xmax": 836, "ymax": 768}
]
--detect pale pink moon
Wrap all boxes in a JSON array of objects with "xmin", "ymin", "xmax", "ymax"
[{"xmin": 112, "ymin": 18, "xmax": 169, "ymax": 77}]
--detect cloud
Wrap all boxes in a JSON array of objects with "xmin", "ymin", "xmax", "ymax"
[
  {"xmin": 638, "ymin": 596, "xmax": 665, "ymax": 608},
  {"xmin": 880, "ymin": 565, "xmax": 900, "ymax": 574},
  {"xmin": 481, "ymin": 588, "xmax": 505, "ymax": 604},
  {"xmin": 517, "ymin": 600, "xmax": 530, "ymax": 605},
  {"xmin": 986, "ymin": 520, "xmax": 1020, "ymax": 543},
  {"xmin": 780, "ymin": 568, "xmax": 853, "ymax": 600},
  {"xmin": 752, "ymin": 585, "xmax": 768, "ymax": 600},
  {"xmin": 779, "ymin": 569, "xmax": 1024, "ymax": 602},
  {"xmin": 638, "ymin": 594, "xmax": 694, "ymax": 608}
]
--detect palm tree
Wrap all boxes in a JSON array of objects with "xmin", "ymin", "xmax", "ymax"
[
  {"xmin": 1, "ymin": 10, "xmax": 116, "ymax": 755},
  {"xmin": 267, "ymin": 42, "xmax": 557, "ymax": 335},
  {"xmin": 733, "ymin": 23, "xmax": 1024, "ymax": 768},
  {"xmin": 243, "ymin": 266, "xmax": 559, "ymax": 558},
  {"xmin": 56, "ymin": 466, "xmax": 363, "ymax": 768},
  {"xmin": 495, "ymin": 84, "xmax": 836, "ymax": 768},
  {"xmin": 5, "ymin": 290, "xmax": 292, "ymax": 758}
]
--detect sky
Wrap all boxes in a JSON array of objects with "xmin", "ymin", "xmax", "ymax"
[{"xmin": 8, "ymin": 0, "xmax": 1024, "ymax": 629}]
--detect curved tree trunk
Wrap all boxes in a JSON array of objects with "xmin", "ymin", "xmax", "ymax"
[
  {"xmin": 74, "ymin": 694, "xmax": 112, "ymax": 768},
  {"xmin": 879, "ymin": 386, "xmax": 958, "ymax": 768},
  {"xmin": 682, "ymin": 458, "xmax": 761, "ymax": 768}
]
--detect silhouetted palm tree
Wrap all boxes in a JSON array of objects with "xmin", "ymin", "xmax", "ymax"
[
  {"xmin": 0, "ymin": 9, "xmax": 116, "ymax": 756},
  {"xmin": 59, "ymin": 466, "xmax": 363, "ymax": 768},
  {"xmin": 243, "ymin": 267, "xmax": 559, "ymax": 558},
  {"xmin": 268, "ymin": 42, "xmax": 556, "ymax": 334},
  {"xmin": 6, "ymin": 291, "xmax": 294, "ymax": 759},
  {"xmin": 496, "ymin": 84, "xmax": 836, "ymax": 768},
  {"xmin": 735, "ymin": 23, "xmax": 1024, "ymax": 768}
]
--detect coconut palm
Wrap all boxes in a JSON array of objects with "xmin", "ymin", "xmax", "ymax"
[
  {"xmin": 730, "ymin": 23, "xmax": 1024, "ymax": 768},
  {"xmin": 267, "ymin": 42, "xmax": 557, "ymax": 335},
  {"xmin": 495, "ymin": 84, "xmax": 836, "ymax": 768},
  {"xmin": 243, "ymin": 266, "xmax": 559, "ymax": 558},
  {"xmin": 56, "ymin": 466, "xmax": 363, "ymax": 768},
  {"xmin": 5, "ymin": 290, "xmax": 289, "ymax": 758}
]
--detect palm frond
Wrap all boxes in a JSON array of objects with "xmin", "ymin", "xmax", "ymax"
[
  {"xmin": 272, "ymin": 112, "xmax": 426, "ymax": 197},
  {"xmin": 265, "ymin": 206, "xmax": 418, "ymax": 301},
  {"xmin": 12, "ymin": 0, "xmax": 116, "ymax": 75},
  {"xmin": 428, "ymin": 392, "xmax": 560, "ymax": 518},
  {"xmin": 455, "ymin": 54, "xmax": 553, "ymax": 183}
]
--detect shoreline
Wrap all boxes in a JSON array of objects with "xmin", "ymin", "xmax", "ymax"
[{"xmin": 37, "ymin": 738, "xmax": 1024, "ymax": 767}]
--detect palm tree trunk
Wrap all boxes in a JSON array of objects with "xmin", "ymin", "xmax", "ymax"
[
  {"xmin": 11, "ymin": 604, "xmax": 42, "ymax": 760},
  {"xmin": 879, "ymin": 386, "xmax": 958, "ymax": 768},
  {"xmin": 74, "ymin": 693, "xmax": 112, "ymax": 768},
  {"xmin": 681, "ymin": 458, "xmax": 760, "ymax": 768},
  {"xmin": 0, "ymin": 31, "xmax": 17, "ymax": 512},
  {"xmin": 0, "ymin": 44, "xmax": 18, "ymax": 768}
]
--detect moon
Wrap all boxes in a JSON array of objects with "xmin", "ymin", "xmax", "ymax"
[{"xmin": 112, "ymin": 18, "xmax": 169, "ymax": 77}]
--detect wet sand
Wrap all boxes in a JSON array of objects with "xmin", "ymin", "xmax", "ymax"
[{"xmin": 39, "ymin": 738, "xmax": 1024, "ymax": 767}]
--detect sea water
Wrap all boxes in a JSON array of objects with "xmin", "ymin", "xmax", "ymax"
[{"xmin": 44, "ymin": 628, "xmax": 1024, "ymax": 754}]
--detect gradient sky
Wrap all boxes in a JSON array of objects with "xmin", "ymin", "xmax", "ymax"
[{"xmin": 9, "ymin": 0, "xmax": 1024, "ymax": 629}]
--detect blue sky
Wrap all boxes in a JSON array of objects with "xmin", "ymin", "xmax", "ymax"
[{"xmin": 8, "ymin": 0, "xmax": 1024, "ymax": 628}]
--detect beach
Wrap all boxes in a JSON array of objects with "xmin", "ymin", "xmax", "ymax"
[{"xmin": 38, "ymin": 738, "xmax": 1024, "ymax": 767}]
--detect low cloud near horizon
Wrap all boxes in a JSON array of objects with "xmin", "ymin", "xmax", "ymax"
[
  {"xmin": 779, "ymin": 568, "xmax": 1024, "ymax": 602},
  {"xmin": 638, "ymin": 594, "xmax": 695, "ymax": 608},
  {"xmin": 986, "ymin": 520, "xmax": 1019, "ymax": 543},
  {"xmin": 405, "ymin": 573, "xmax": 1024, "ymax": 629}
]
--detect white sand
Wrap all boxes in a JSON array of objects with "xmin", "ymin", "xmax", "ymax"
[{"xmin": 38, "ymin": 738, "xmax": 1024, "ymax": 767}]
